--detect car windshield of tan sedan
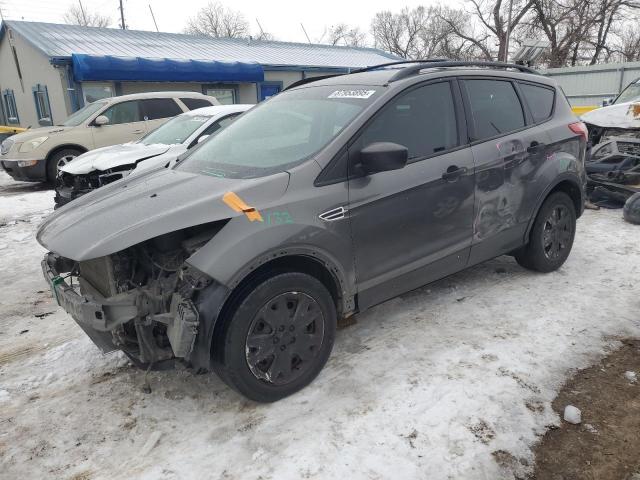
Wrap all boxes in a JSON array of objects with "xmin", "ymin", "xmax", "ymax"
[{"xmin": 61, "ymin": 101, "xmax": 108, "ymax": 127}]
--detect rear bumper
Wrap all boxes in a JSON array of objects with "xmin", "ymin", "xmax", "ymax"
[
  {"xmin": 1, "ymin": 158, "xmax": 47, "ymax": 182},
  {"xmin": 41, "ymin": 253, "xmax": 138, "ymax": 352}
]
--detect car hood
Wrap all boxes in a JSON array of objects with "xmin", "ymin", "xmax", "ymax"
[
  {"xmin": 61, "ymin": 143, "xmax": 174, "ymax": 175},
  {"xmin": 581, "ymin": 101, "xmax": 640, "ymax": 129},
  {"xmin": 37, "ymin": 168, "xmax": 290, "ymax": 261},
  {"xmin": 8, "ymin": 125, "xmax": 75, "ymax": 143}
]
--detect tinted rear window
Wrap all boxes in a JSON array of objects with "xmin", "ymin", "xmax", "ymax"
[
  {"xmin": 141, "ymin": 98, "xmax": 182, "ymax": 120},
  {"xmin": 181, "ymin": 97, "xmax": 214, "ymax": 110},
  {"xmin": 464, "ymin": 79, "xmax": 525, "ymax": 141},
  {"xmin": 520, "ymin": 83, "xmax": 555, "ymax": 123}
]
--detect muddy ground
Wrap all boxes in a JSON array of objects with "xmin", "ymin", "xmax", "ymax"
[{"xmin": 533, "ymin": 339, "xmax": 640, "ymax": 480}]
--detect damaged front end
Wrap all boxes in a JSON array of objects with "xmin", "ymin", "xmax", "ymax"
[
  {"xmin": 55, "ymin": 166, "xmax": 135, "ymax": 208},
  {"xmin": 42, "ymin": 222, "xmax": 228, "ymax": 368}
]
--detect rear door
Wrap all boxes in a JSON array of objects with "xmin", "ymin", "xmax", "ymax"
[
  {"xmin": 347, "ymin": 80, "xmax": 475, "ymax": 308},
  {"xmin": 460, "ymin": 77, "xmax": 551, "ymax": 264},
  {"xmin": 141, "ymin": 98, "xmax": 184, "ymax": 133},
  {"xmin": 91, "ymin": 100, "xmax": 145, "ymax": 148}
]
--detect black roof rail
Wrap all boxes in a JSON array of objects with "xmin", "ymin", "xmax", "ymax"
[
  {"xmin": 352, "ymin": 58, "xmax": 451, "ymax": 74},
  {"xmin": 284, "ymin": 59, "xmax": 538, "ymax": 91},
  {"xmin": 285, "ymin": 74, "xmax": 344, "ymax": 91},
  {"xmin": 387, "ymin": 60, "xmax": 539, "ymax": 82}
]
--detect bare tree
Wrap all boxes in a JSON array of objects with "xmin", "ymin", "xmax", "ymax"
[
  {"xmin": 326, "ymin": 24, "xmax": 367, "ymax": 47},
  {"xmin": 185, "ymin": 1, "xmax": 249, "ymax": 38},
  {"xmin": 609, "ymin": 21, "xmax": 640, "ymax": 61},
  {"xmin": 63, "ymin": 3, "xmax": 111, "ymax": 28},
  {"xmin": 452, "ymin": 0, "xmax": 535, "ymax": 61},
  {"xmin": 371, "ymin": 6, "xmax": 487, "ymax": 60},
  {"xmin": 371, "ymin": 7, "xmax": 428, "ymax": 58},
  {"xmin": 587, "ymin": 0, "xmax": 640, "ymax": 64}
]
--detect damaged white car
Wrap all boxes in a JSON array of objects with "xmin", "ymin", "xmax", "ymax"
[
  {"xmin": 55, "ymin": 104, "xmax": 251, "ymax": 207},
  {"xmin": 582, "ymin": 80, "xmax": 640, "ymax": 174}
]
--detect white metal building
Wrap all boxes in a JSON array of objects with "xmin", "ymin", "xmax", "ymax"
[{"xmin": 0, "ymin": 20, "xmax": 397, "ymax": 128}]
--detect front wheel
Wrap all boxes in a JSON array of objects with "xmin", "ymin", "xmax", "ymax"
[
  {"xmin": 515, "ymin": 192, "xmax": 577, "ymax": 272},
  {"xmin": 213, "ymin": 272, "xmax": 336, "ymax": 402},
  {"xmin": 47, "ymin": 148, "xmax": 82, "ymax": 183}
]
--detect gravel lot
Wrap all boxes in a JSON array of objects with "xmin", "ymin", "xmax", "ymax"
[{"xmin": 0, "ymin": 170, "xmax": 638, "ymax": 480}]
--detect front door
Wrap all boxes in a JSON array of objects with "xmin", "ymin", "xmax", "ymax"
[
  {"xmin": 91, "ymin": 100, "xmax": 147, "ymax": 148},
  {"xmin": 348, "ymin": 80, "xmax": 475, "ymax": 309}
]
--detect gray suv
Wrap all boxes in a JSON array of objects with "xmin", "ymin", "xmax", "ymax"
[{"xmin": 37, "ymin": 61, "xmax": 587, "ymax": 402}]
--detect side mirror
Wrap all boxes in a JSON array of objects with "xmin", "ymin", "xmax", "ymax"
[
  {"xmin": 360, "ymin": 142, "xmax": 408, "ymax": 174},
  {"xmin": 94, "ymin": 115, "xmax": 109, "ymax": 126},
  {"xmin": 602, "ymin": 98, "xmax": 613, "ymax": 107},
  {"xmin": 197, "ymin": 134, "xmax": 210, "ymax": 144}
]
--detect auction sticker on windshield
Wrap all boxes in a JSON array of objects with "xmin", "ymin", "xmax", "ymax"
[{"xmin": 328, "ymin": 89, "xmax": 376, "ymax": 99}]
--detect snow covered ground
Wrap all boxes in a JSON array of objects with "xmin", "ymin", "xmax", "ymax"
[{"xmin": 0, "ymin": 170, "xmax": 638, "ymax": 480}]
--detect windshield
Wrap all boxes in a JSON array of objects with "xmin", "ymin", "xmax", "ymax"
[
  {"xmin": 140, "ymin": 114, "xmax": 211, "ymax": 146},
  {"xmin": 176, "ymin": 86, "xmax": 379, "ymax": 179},
  {"xmin": 614, "ymin": 81, "xmax": 640, "ymax": 104},
  {"xmin": 61, "ymin": 101, "xmax": 108, "ymax": 127}
]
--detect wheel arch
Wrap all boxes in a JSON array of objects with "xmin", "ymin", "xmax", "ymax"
[
  {"xmin": 45, "ymin": 143, "xmax": 88, "ymax": 163},
  {"xmin": 524, "ymin": 175, "xmax": 584, "ymax": 243},
  {"xmin": 191, "ymin": 251, "xmax": 353, "ymax": 372},
  {"xmin": 45, "ymin": 144, "xmax": 88, "ymax": 181}
]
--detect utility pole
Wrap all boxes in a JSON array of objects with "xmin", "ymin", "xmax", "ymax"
[
  {"xmin": 300, "ymin": 23, "xmax": 311, "ymax": 44},
  {"xmin": 119, "ymin": 0, "xmax": 126, "ymax": 30},
  {"xmin": 504, "ymin": 0, "xmax": 514, "ymax": 62},
  {"xmin": 78, "ymin": 0, "xmax": 88, "ymax": 25},
  {"xmin": 148, "ymin": 4, "xmax": 158, "ymax": 32}
]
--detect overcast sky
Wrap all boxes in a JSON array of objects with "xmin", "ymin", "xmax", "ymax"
[{"xmin": 0, "ymin": 0, "xmax": 451, "ymax": 44}]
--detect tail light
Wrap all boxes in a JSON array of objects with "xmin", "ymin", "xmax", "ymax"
[{"xmin": 568, "ymin": 122, "xmax": 588, "ymax": 141}]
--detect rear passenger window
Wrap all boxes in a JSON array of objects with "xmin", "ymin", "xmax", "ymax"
[
  {"xmin": 519, "ymin": 83, "xmax": 555, "ymax": 123},
  {"xmin": 360, "ymin": 82, "xmax": 458, "ymax": 160},
  {"xmin": 181, "ymin": 98, "xmax": 214, "ymax": 110},
  {"xmin": 142, "ymin": 98, "xmax": 182, "ymax": 120},
  {"xmin": 464, "ymin": 80, "xmax": 525, "ymax": 141}
]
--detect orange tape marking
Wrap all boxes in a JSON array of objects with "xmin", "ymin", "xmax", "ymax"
[{"xmin": 222, "ymin": 191, "xmax": 263, "ymax": 222}]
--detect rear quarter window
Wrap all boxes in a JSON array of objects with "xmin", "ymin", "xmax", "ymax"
[
  {"xmin": 181, "ymin": 97, "xmax": 215, "ymax": 110},
  {"xmin": 519, "ymin": 83, "xmax": 555, "ymax": 123}
]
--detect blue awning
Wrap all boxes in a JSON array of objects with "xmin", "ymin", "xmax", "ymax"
[{"xmin": 71, "ymin": 53, "xmax": 264, "ymax": 83}]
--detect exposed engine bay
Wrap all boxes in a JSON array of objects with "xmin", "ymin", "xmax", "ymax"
[
  {"xmin": 55, "ymin": 166, "xmax": 135, "ymax": 207},
  {"xmin": 43, "ymin": 221, "xmax": 227, "ymax": 367}
]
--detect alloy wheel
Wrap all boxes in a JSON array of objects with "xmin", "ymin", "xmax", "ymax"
[
  {"xmin": 245, "ymin": 291, "xmax": 325, "ymax": 385},
  {"xmin": 542, "ymin": 205, "xmax": 573, "ymax": 261},
  {"xmin": 56, "ymin": 154, "xmax": 77, "ymax": 170}
]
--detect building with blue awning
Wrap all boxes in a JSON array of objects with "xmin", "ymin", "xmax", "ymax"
[{"xmin": 0, "ymin": 20, "xmax": 398, "ymax": 128}]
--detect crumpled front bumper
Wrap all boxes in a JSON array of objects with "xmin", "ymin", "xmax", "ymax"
[{"xmin": 41, "ymin": 253, "xmax": 138, "ymax": 352}]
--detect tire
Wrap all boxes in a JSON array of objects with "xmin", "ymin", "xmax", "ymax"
[
  {"xmin": 213, "ymin": 272, "xmax": 336, "ymax": 402},
  {"xmin": 515, "ymin": 191, "xmax": 577, "ymax": 273},
  {"xmin": 47, "ymin": 148, "xmax": 82, "ymax": 183},
  {"xmin": 623, "ymin": 192, "xmax": 640, "ymax": 225}
]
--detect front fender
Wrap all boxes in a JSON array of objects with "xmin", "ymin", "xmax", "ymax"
[{"xmin": 186, "ymin": 218, "xmax": 355, "ymax": 303}]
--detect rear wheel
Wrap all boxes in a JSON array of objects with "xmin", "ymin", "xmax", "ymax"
[
  {"xmin": 515, "ymin": 192, "xmax": 576, "ymax": 272},
  {"xmin": 47, "ymin": 148, "xmax": 82, "ymax": 183},
  {"xmin": 213, "ymin": 272, "xmax": 336, "ymax": 402}
]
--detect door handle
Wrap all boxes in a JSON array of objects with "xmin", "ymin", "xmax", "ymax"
[
  {"xmin": 133, "ymin": 129, "xmax": 144, "ymax": 134},
  {"xmin": 527, "ymin": 141, "xmax": 546, "ymax": 154},
  {"xmin": 442, "ymin": 165, "xmax": 468, "ymax": 182}
]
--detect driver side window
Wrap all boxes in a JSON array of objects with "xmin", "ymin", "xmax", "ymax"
[
  {"xmin": 101, "ymin": 100, "xmax": 141, "ymax": 125},
  {"xmin": 358, "ymin": 81, "xmax": 459, "ymax": 161}
]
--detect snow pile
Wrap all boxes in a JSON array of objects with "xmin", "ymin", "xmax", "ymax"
[
  {"xmin": 624, "ymin": 371, "xmax": 637, "ymax": 383},
  {"xmin": 563, "ymin": 405, "xmax": 582, "ymax": 424}
]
